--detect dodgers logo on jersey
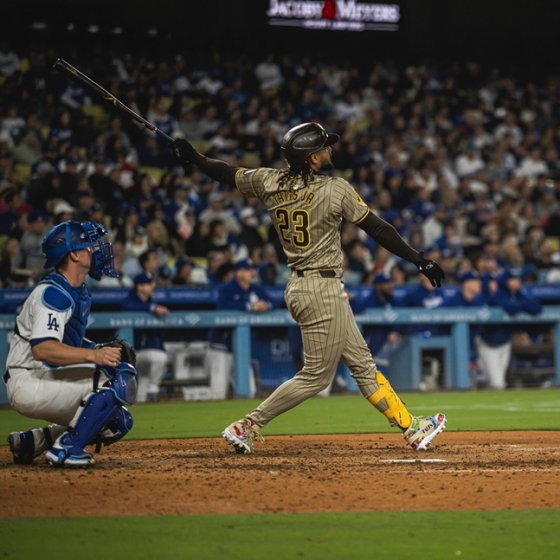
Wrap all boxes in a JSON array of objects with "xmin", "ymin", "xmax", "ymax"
[{"xmin": 47, "ymin": 313, "xmax": 60, "ymax": 332}]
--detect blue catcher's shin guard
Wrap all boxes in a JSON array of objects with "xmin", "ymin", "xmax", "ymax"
[
  {"xmin": 47, "ymin": 388, "xmax": 120, "ymax": 464},
  {"xmin": 47, "ymin": 363, "xmax": 137, "ymax": 466},
  {"xmin": 90, "ymin": 407, "xmax": 134, "ymax": 452}
]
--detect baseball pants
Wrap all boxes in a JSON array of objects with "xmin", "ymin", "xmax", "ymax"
[
  {"xmin": 476, "ymin": 337, "xmax": 512, "ymax": 390},
  {"xmin": 135, "ymin": 349, "xmax": 169, "ymax": 402},
  {"xmin": 249, "ymin": 272, "xmax": 379, "ymax": 427},
  {"xmin": 6, "ymin": 364, "xmax": 97, "ymax": 426}
]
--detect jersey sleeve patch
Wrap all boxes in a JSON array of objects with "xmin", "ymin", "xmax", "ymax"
[{"xmin": 42, "ymin": 285, "xmax": 73, "ymax": 312}]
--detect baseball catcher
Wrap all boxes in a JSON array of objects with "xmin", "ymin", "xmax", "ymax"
[{"xmin": 4, "ymin": 220, "xmax": 138, "ymax": 467}]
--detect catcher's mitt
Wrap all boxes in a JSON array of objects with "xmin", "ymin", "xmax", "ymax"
[{"xmin": 97, "ymin": 338, "xmax": 137, "ymax": 366}]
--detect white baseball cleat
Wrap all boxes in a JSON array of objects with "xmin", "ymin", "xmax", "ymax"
[{"xmin": 222, "ymin": 418, "xmax": 262, "ymax": 455}]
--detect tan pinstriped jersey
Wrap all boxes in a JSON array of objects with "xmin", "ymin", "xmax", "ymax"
[{"xmin": 235, "ymin": 167, "xmax": 369, "ymax": 270}]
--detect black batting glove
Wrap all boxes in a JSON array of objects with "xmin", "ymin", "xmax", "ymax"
[
  {"xmin": 414, "ymin": 251, "xmax": 446, "ymax": 288},
  {"xmin": 170, "ymin": 138, "xmax": 202, "ymax": 164}
]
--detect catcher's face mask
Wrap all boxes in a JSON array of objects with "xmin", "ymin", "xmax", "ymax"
[{"xmin": 83, "ymin": 221, "xmax": 119, "ymax": 281}]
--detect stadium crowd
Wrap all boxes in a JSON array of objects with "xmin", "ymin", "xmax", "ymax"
[{"xmin": 2, "ymin": 41, "xmax": 560, "ymax": 292}]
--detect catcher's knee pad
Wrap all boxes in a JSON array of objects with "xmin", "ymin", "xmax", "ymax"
[
  {"xmin": 107, "ymin": 362, "xmax": 138, "ymax": 405},
  {"xmin": 367, "ymin": 370, "xmax": 412, "ymax": 429}
]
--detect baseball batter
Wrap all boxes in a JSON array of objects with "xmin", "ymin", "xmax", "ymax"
[
  {"xmin": 172, "ymin": 122, "xmax": 447, "ymax": 453},
  {"xmin": 4, "ymin": 220, "xmax": 138, "ymax": 467}
]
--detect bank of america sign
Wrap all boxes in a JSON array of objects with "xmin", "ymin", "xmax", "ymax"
[{"xmin": 267, "ymin": 0, "xmax": 400, "ymax": 32}]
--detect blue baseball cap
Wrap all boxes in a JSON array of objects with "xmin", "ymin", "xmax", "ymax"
[
  {"xmin": 234, "ymin": 258, "xmax": 255, "ymax": 271},
  {"xmin": 28, "ymin": 209, "xmax": 48, "ymax": 224},
  {"xmin": 157, "ymin": 265, "xmax": 171, "ymax": 279},
  {"xmin": 458, "ymin": 270, "xmax": 480, "ymax": 284},
  {"xmin": 373, "ymin": 272, "xmax": 392, "ymax": 285},
  {"xmin": 134, "ymin": 272, "xmax": 155, "ymax": 285},
  {"xmin": 175, "ymin": 255, "xmax": 192, "ymax": 271}
]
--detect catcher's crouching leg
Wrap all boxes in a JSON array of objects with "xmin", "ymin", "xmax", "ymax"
[
  {"xmin": 45, "ymin": 363, "xmax": 138, "ymax": 467},
  {"xmin": 90, "ymin": 407, "xmax": 133, "ymax": 452},
  {"xmin": 366, "ymin": 370, "xmax": 412, "ymax": 430}
]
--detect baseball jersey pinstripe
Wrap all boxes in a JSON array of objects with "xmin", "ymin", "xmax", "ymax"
[
  {"xmin": 235, "ymin": 167, "xmax": 379, "ymax": 427},
  {"xmin": 235, "ymin": 168, "xmax": 368, "ymax": 270}
]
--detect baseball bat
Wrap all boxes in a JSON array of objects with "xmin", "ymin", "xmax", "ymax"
[{"xmin": 53, "ymin": 58, "xmax": 174, "ymax": 143}]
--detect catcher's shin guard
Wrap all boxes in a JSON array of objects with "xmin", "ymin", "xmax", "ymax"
[
  {"xmin": 90, "ymin": 406, "xmax": 133, "ymax": 452},
  {"xmin": 367, "ymin": 370, "xmax": 412, "ymax": 429},
  {"xmin": 48, "ymin": 388, "xmax": 121, "ymax": 465}
]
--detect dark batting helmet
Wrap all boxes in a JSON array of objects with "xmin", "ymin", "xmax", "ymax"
[{"xmin": 280, "ymin": 122, "xmax": 339, "ymax": 169}]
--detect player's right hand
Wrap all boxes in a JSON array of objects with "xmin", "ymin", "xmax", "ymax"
[
  {"xmin": 170, "ymin": 138, "xmax": 197, "ymax": 162},
  {"xmin": 95, "ymin": 346, "xmax": 122, "ymax": 367}
]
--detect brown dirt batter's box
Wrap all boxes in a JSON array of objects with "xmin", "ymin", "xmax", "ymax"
[{"xmin": 1, "ymin": 431, "xmax": 559, "ymax": 517}]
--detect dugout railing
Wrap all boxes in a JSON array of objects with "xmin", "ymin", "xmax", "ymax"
[{"xmin": 1, "ymin": 306, "xmax": 560, "ymax": 404}]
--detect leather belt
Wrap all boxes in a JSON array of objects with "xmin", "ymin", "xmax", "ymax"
[
  {"xmin": 3, "ymin": 371, "xmax": 10, "ymax": 384},
  {"xmin": 296, "ymin": 270, "xmax": 336, "ymax": 278}
]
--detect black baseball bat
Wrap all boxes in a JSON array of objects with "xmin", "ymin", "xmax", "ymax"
[{"xmin": 53, "ymin": 58, "xmax": 174, "ymax": 143}]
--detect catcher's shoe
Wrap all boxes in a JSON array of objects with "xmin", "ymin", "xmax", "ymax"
[
  {"xmin": 7, "ymin": 431, "xmax": 36, "ymax": 464},
  {"xmin": 222, "ymin": 418, "xmax": 262, "ymax": 454},
  {"xmin": 45, "ymin": 433, "xmax": 95, "ymax": 467},
  {"xmin": 45, "ymin": 446, "xmax": 94, "ymax": 467},
  {"xmin": 403, "ymin": 413, "xmax": 446, "ymax": 450}
]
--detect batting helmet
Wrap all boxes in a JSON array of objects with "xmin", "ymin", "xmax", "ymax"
[
  {"xmin": 42, "ymin": 220, "xmax": 118, "ymax": 280},
  {"xmin": 280, "ymin": 122, "xmax": 339, "ymax": 169}
]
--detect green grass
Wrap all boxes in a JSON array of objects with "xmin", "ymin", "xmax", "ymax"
[
  {"xmin": 1, "ymin": 388, "xmax": 559, "ymax": 441},
  {"xmin": 1, "ymin": 510, "xmax": 559, "ymax": 560}
]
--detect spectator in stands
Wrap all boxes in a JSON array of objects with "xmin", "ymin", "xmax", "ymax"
[
  {"xmin": 0, "ymin": 236, "xmax": 28, "ymax": 287},
  {"xmin": 146, "ymin": 98, "xmax": 180, "ymax": 153},
  {"xmin": 254, "ymin": 53, "xmax": 284, "ymax": 92},
  {"xmin": 145, "ymin": 218, "xmax": 175, "ymax": 263},
  {"xmin": 171, "ymin": 255, "xmax": 208, "ymax": 286},
  {"xmin": 206, "ymin": 218, "xmax": 247, "ymax": 262},
  {"xmin": 206, "ymin": 250, "xmax": 229, "ymax": 285},
  {"xmin": 238, "ymin": 206, "xmax": 266, "ymax": 256},
  {"xmin": 198, "ymin": 191, "xmax": 242, "ymax": 235},
  {"xmin": 476, "ymin": 269, "xmax": 542, "ymax": 389},
  {"xmin": 88, "ymin": 156, "xmax": 115, "ymax": 209},
  {"xmin": 352, "ymin": 272, "xmax": 404, "ymax": 368},
  {"xmin": 0, "ymin": 188, "xmax": 25, "ymax": 236},
  {"xmin": 156, "ymin": 264, "xmax": 173, "ymax": 288},
  {"xmin": 207, "ymin": 258, "xmax": 274, "ymax": 398},
  {"xmin": 13, "ymin": 209, "xmax": 49, "ymax": 282},
  {"xmin": 50, "ymin": 199, "xmax": 76, "ymax": 224},
  {"xmin": 13, "ymin": 130, "xmax": 42, "ymax": 166},
  {"xmin": 443, "ymin": 269, "xmax": 485, "ymax": 383},
  {"xmin": 121, "ymin": 272, "xmax": 170, "ymax": 402},
  {"xmin": 138, "ymin": 248, "xmax": 161, "ymax": 278},
  {"xmin": 345, "ymin": 239, "xmax": 373, "ymax": 285},
  {"xmin": 257, "ymin": 242, "xmax": 290, "ymax": 287}
]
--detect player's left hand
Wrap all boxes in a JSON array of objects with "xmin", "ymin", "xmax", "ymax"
[{"xmin": 414, "ymin": 251, "xmax": 446, "ymax": 288}]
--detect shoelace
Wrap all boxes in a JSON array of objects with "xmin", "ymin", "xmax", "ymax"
[{"xmin": 242, "ymin": 421, "xmax": 264, "ymax": 444}]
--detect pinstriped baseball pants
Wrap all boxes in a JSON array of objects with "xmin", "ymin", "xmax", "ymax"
[{"xmin": 249, "ymin": 272, "xmax": 379, "ymax": 427}]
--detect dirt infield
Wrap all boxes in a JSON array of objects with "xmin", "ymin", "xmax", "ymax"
[{"xmin": 1, "ymin": 431, "xmax": 559, "ymax": 518}]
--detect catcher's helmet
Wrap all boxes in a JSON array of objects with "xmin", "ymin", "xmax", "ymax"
[
  {"xmin": 42, "ymin": 220, "xmax": 118, "ymax": 280},
  {"xmin": 280, "ymin": 122, "xmax": 339, "ymax": 169}
]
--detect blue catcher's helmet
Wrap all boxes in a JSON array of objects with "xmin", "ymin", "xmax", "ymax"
[{"xmin": 42, "ymin": 220, "xmax": 119, "ymax": 280}]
